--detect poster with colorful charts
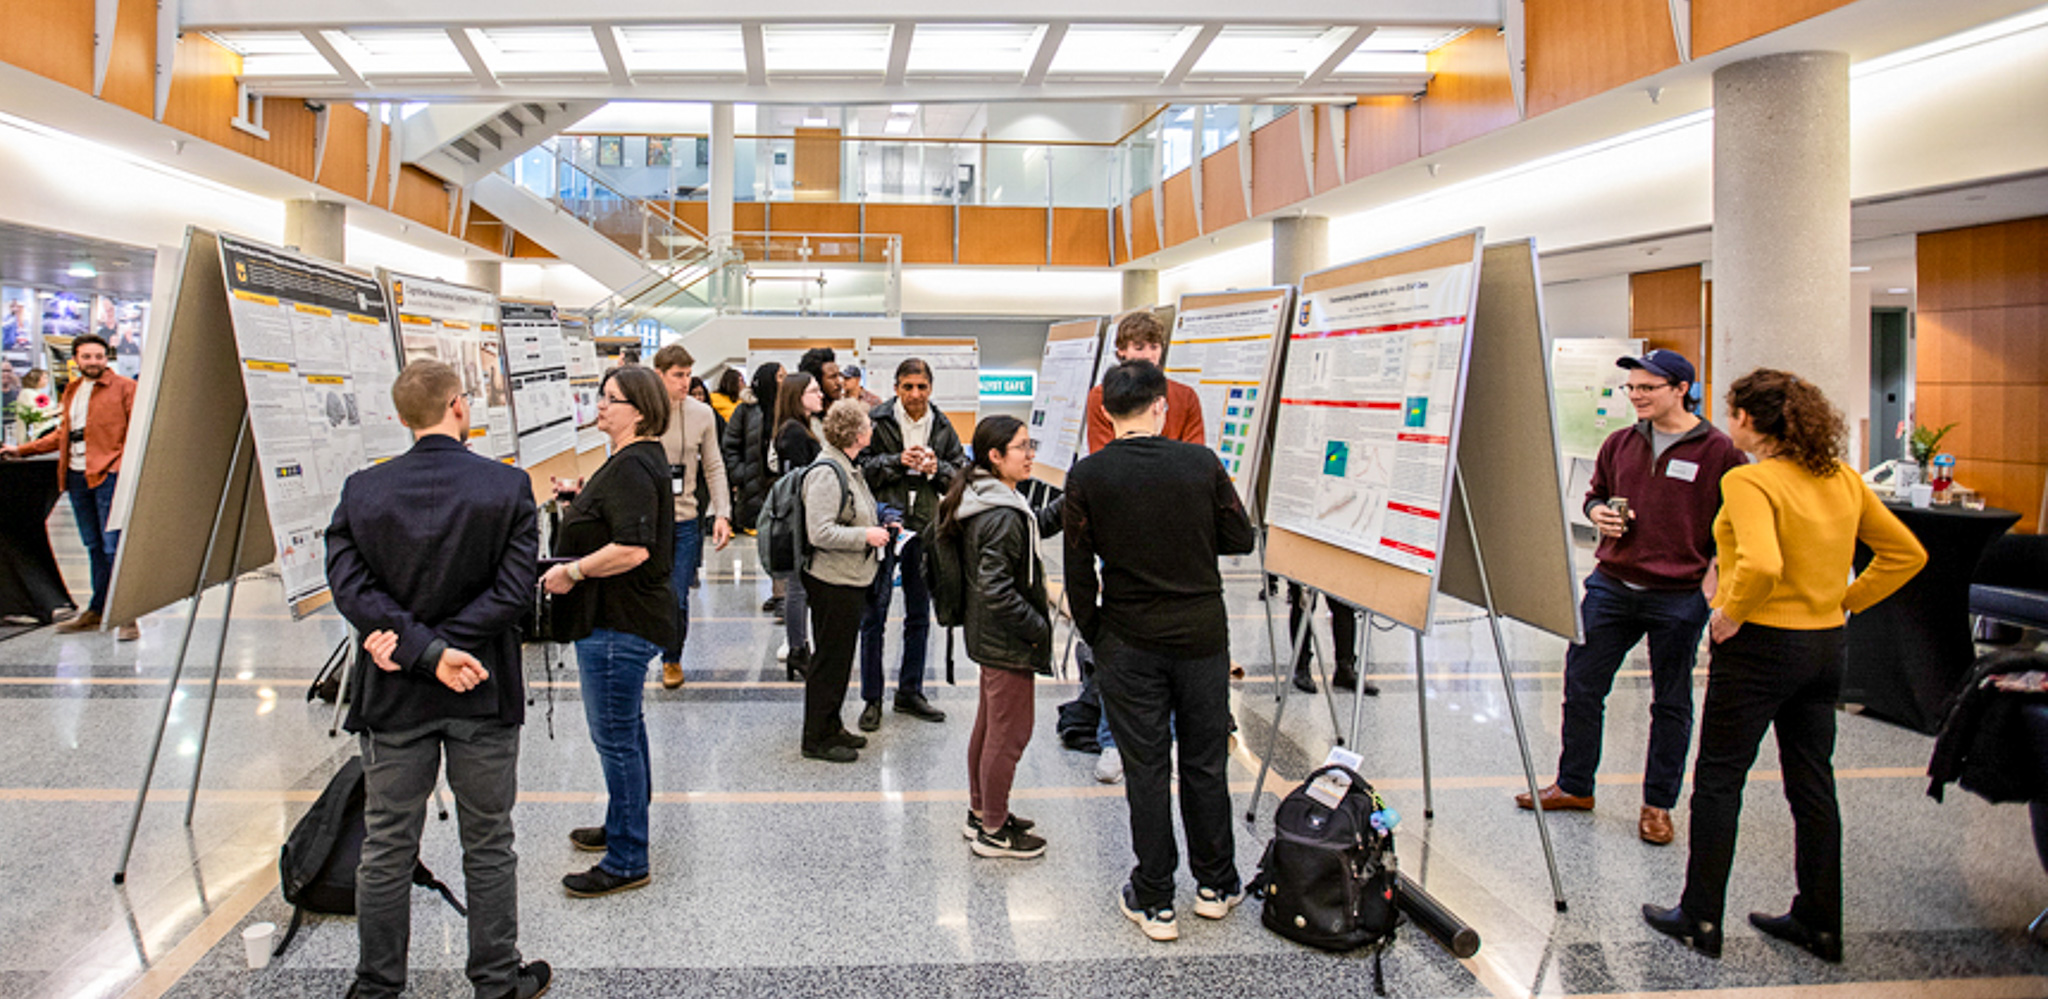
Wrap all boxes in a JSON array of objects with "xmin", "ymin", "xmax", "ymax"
[
  {"xmin": 499, "ymin": 299, "xmax": 577, "ymax": 465},
  {"xmin": 1167, "ymin": 287, "xmax": 1292, "ymax": 508},
  {"xmin": 216, "ymin": 232, "xmax": 395, "ymax": 616},
  {"xmin": 1549, "ymin": 337, "xmax": 1644, "ymax": 462},
  {"xmin": 383, "ymin": 271, "xmax": 515, "ymax": 463},
  {"xmin": 1263, "ymin": 232, "xmax": 1484, "ymax": 578}
]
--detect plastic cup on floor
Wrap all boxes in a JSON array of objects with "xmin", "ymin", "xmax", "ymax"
[{"xmin": 242, "ymin": 922, "xmax": 276, "ymax": 969}]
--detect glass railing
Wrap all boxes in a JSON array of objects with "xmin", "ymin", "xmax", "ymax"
[{"xmin": 709, "ymin": 232, "xmax": 900, "ymax": 317}]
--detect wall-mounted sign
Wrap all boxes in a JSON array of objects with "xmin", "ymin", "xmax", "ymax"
[{"xmin": 979, "ymin": 370, "xmax": 1036, "ymax": 399}]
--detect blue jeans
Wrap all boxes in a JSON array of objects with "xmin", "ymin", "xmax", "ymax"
[
  {"xmin": 575, "ymin": 628, "xmax": 659, "ymax": 878},
  {"xmin": 1556, "ymin": 570, "xmax": 1709, "ymax": 809},
  {"xmin": 1075, "ymin": 640, "xmax": 1117, "ymax": 751},
  {"xmin": 663, "ymin": 520, "xmax": 703, "ymax": 662},
  {"xmin": 859, "ymin": 535, "xmax": 929, "ymax": 703},
  {"xmin": 65, "ymin": 471, "xmax": 118, "ymax": 614}
]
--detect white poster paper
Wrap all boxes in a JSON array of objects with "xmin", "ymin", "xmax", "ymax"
[
  {"xmin": 499, "ymin": 300, "xmax": 576, "ymax": 464},
  {"xmin": 864, "ymin": 339, "xmax": 979, "ymax": 420},
  {"xmin": 385, "ymin": 272, "xmax": 514, "ymax": 463},
  {"xmin": 1026, "ymin": 322, "xmax": 1103, "ymax": 476},
  {"xmin": 1550, "ymin": 338, "xmax": 1643, "ymax": 462},
  {"xmin": 1167, "ymin": 292, "xmax": 1290, "ymax": 503}
]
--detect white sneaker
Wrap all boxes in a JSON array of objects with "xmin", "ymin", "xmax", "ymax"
[
  {"xmin": 777, "ymin": 642, "xmax": 789, "ymax": 662},
  {"xmin": 1095, "ymin": 746, "xmax": 1124, "ymax": 784},
  {"xmin": 1193, "ymin": 884, "xmax": 1245, "ymax": 920}
]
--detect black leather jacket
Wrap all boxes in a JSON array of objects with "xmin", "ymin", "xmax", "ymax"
[
  {"xmin": 857, "ymin": 399, "xmax": 965, "ymax": 534},
  {"xmin": 953, "ymin": 479, "xmax": 1063, "ymax": 674}
]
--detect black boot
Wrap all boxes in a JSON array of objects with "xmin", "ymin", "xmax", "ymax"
[
  {"xmin": 1642, "ymin": 903, "xmax": 1722, "ymax": 958},
  {"xmin": 1749, "ymin": 911, "xmax": 1841, "ymax": 963},
  {"xmin": 1292, "ymin": 664, "xmax": 1317, "ymax": 694},
  {"xmin": 786, "ymin": 644, "xmax": 811, "ymax": 682},
  {"xmin": 1331, "ymin": 660, "xmax": 1379, "ymax": 696}
]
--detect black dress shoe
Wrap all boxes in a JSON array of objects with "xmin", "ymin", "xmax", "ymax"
[
  {"xmin": 1642, "ymin": 903, "xmax": 1722, "ymax": 958},
  {"xmin": 828, "ymin": 729, "xmax": 868, "ymax": 750},
  {"xmin": 802, "ymin": 743, "xmax": 858, "ymax": 763},
  {"xmin": 1292, "ymin": 670, "xmax": 1318, "ymax": 694},
  {"xmin": 1749, "ymin": 911, "xmax": 1841, "ymax": 963},
  {"xmin": 568, "ymin": 826, "xmax": 606, "ymax": 852},
  {"xmin": 786, "ymin": 645, "xmax": 811, "ymax": 682},
  {"xmin": 859, "ymin": 700, "xmax": 883, "ymax": 732},
  {"xmin": 562, "ymin": 865, "xmax": 649, "ymax": 898},
  {"xmin": 1331, "ymin": 662, "xmax": 1379, "ymax": 695},
  {"xmin": 894, "ymin": 691, "xmax": 946, "ymax": 722}
]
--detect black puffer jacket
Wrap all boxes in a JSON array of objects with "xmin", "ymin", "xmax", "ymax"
[
  {"xmin": 722, "ymin": 366, "xmax": 781, "ymax": 528},
  {"xmin": 857, "ymin": 399, "xmax": 966, "ymax": 534},
  {"xmin": 949, "ymin": 473, "xmax": 1063, "ymax": 674}
]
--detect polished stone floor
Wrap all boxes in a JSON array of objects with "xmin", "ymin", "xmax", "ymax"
[{"xmin": 6, "ymin": 502, "xmax": 2047, "ymax": 999}]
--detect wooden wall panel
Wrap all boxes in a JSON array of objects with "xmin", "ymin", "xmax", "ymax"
[
  {"xmin": 1525, "ymin": 0, "xmax": 1681, "ymax": 118},
  {"xmin": 958, "ymin": 206, "xmax": 1047, "ymax": 267},
  {"xmin": 511, "ymin": 233, "xmax": 554, "ymax": 259},
  {"xmin": 0, "ymin": 0, "xmax": 94, "ymax": 91},
  {"xmin": 1420, "ymin": 26, "xmax": 1520, "ymax": 155},
  {"xmin": 1129, "ymin": 190, "xmax": 1160, "ymax": 260},
  {"xmin": 1631, "ymin": 265, "xmax": 1705, "ymax": 334},
  {"xmin": 100, "ymin": 0, "xmax": 155, "ymax": 118},
  {"xmin": 1112, "ymin": 206, "xmax": 1127, "ymax": 266},
  {"xmin": 366, "ymin": 127, "xmax": 394, "ymax": 210},
  {"xmin": 669, "ymin": 201, "xmax": 710, "ymax": 237},
  {"xmin": 391, "ymin": 166, "xmax": 451, "ymax": 232},
  {"xmin": 1694, "ymin": 0, "xmax": 1858, "ymax": 58},
  {"xmin": 764, "ymin": 202, "xmax": 863, "ymax": 261},
  {"xmin": 1162, "ymin": 170, "xmax": 1198, "ymax": 248},
  {"xmin": 1200, "ymin": 147, "xmax": 1248, "ymax": 233},
  {"xmin": 864, "ymin": 204, "xmax": 954, "ymax": 264},
  {"xmin": 321, "ymin": 103, "xmax": 371, "ymax": 202},
  {"xmin": 734, "ymin": 203, "xmax": 767, "ymax": 232},
  {"xmin": 463, "ymin": 205, "xmax": 511, "ymax": 255},
  {"xmin": 1917, "ymin": 216, "xmax": 2048, "ymax": 532},
  {"xmin": 1250, "ymin": 111, "xmax": 1311, "ymax": 218},
  {"xmin": 1347, "ymin": 96, "xmax": 1422, "ymax": 179},
  {"xmin": 1312, "ymin": 107, "xmax": 1341, "ymax": 194},
  {"xmin": 1050, "ymin": 208, "xmax": 1111, "ymax": 268}
]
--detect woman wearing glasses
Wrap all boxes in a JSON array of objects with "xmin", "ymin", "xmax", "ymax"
[{"xmin": 541, "ymin": 365, "xmax": 675, "ymax": 899}]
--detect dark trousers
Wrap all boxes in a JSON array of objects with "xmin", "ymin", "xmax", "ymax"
[
  {"xmin": 968, "ymin": 665, "xmax": 1037, "ymax": 829},
  {"xmin": 64, "ymin": 471, "xmax": 118, "ymax": 614},
  {"xmin": 1556, "ymin": 571, "xmax": 1709, "ymax": 808},
  {"xmin": 801, "ymin": 573, "xmax": 868, "ymax": 750},
  {"xmin": 859, "ymin": 535, "xmax": 931, "ymax": 703},
  {"xmin": 1095, "ymin": 629, "xmax": 1237, "ymax": 908},
  {"xmin": 662, "ymin": 519, "xmax": 703, "ymax": 662},
  {"xmin": 355, "ymin": 717, "xmax": 522, "ymax": 999},
  {"xmin": 1680, "ymin": 623, "xmax": 1845, "ymax": 933},
  {"xmin": 1286, "ymin": 583, "xmax": 1359, "ymax": 671}
]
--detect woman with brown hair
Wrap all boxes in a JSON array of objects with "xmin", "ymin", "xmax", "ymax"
[
  {"xmin": 772, "ymin": 372, "xmax": 826, "ymax": 678},
  {"xmin": 1644, "ymin": 368, "xmax": 1925, "ymax": 963}
]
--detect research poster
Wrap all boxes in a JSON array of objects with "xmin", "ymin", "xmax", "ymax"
[
  {"xmin": 499, "ymin": 299, "xmax": 576, "ymax": 465},
  {"xmin": 1549, "ymin": 337, "xmax": 1643, "ymax": 460},
  {"xmin": 565, "ymin": 335, "xmax": 606, "ymax": 454},
  {"xmin": 1265, "ymin": 257, "xmax": 1479, "ymax": 576},
  {"xmin": 217, "ymin": 233, "xmax": 397, "ymax": 615},
  {"xmin": 385, "ymin": 272, "xmax": 515, "ymax": 462},
  {"xmin": 1167, "ymin": 292, "xmax": 1290, "ymax": 502},
  {"xmin": 1026, "ymin": 320, "xmax": 1103, "ymax": 476},
  {"xmin": 864, "ymin": 338, "xmax": 979, "ymax": 418}
]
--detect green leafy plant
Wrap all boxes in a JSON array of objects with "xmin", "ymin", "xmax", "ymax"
[{"xmin": 1904, "ymin": 421, "xmax": 1957, "ymax": 465}]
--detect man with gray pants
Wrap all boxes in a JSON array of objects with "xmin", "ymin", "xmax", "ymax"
[{"xmin": 328, "ymin": 360, "xmax": 548, "ymax": 999}]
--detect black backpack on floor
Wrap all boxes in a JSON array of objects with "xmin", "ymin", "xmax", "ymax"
[
  {"xmin": 1250, "ymin": 764, "xmax": 1399, "ymax": 991},
  {"xmin": 274, "ymin": 756, "xmax": 466, "ymax": 957}
]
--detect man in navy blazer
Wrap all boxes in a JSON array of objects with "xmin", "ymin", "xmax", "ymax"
[{"xmin": 326, "ymin": 359, "xmax": 548, "ymax": 999}]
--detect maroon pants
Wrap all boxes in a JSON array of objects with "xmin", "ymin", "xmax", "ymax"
[{"xmin": 968, "ymin": 665, "xmax": 1037, "ymax": 829}]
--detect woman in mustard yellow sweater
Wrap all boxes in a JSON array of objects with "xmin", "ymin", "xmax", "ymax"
[{"xmin": 1643, "ymin": 369, "xmax": 1925, "ymax": 964}]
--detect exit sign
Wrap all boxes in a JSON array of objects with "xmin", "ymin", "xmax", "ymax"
[{"xmin": 979, "ymin": 371, "xmax": 1035, "ymax": 399}]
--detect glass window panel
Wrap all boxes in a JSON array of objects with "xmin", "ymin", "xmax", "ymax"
[
  {"xmin": 762, "ymin": 25, "xmax": 893, "ymax": 74},
  {"xmin": 1048, "ymin": 25, "xmax": 1187, "ymax": 75},
  {"xmin": 479, "ymin": 26, "xmax": 607, "ymax": 75},
  {"xmin": 618, "ymin": 25, "xmax": 747, "ymax": 73},
  {"xmin": 905, "ymin": 24, "xmax": 1040, "ymax": 75},
  {"xmin": 1193, "ymin": 26, "xmax": 1331, "ymax": 75},
  {"xmin": 341, "ymin": 28, "xmax": 469, "ymax": 75}
]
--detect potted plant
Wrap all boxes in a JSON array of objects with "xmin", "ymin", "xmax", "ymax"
[{"xmin": 1904, "ymin": 420, "xmax": 1957, "ymax": 476}]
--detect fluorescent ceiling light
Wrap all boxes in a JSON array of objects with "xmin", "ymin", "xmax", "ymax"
[
  {"xmin": 67, "ymin": 263, "xmax": 97, "ymax": 278},
  {"xmin": 891, "ymin": 104, "xmax": 918, "ymax": 115},
  {"xmin": 803, "ymin": 116, "xmax": 828, "ymax": 127},
  {"xmin": 884, "ymin": 117, "xmax": 913, "ymax": 134},
  {"xmin": 1049, "ymin": 25, "xmax": 1187, "ymax": 75},
  {"xmin": 1356, "ymin": 26, "xmax": 1470, "ymax": 53},
  {"xmin": 1332, "ymin": 51, "xmax": 1430, "ymax": 76},
  {"xmin": 341, "ymin": 28, "xmax": 469, "ymax": 76},
  {"xmin": 763, "ymin": 24, "xmax": 892, "ymax": 74},
  {"xmin": 620, "ymin": 25, "xmax": 747, "ymax": 74},
  {"xmin": 1887, "ymin": 287, "xmax": 1912, "ymax": 294},
  {"xmin": 906, "ymin": 24, "xmax": 1040, "ymax": 75},
  {"xmin": 479, "ymin": 26, "xmax": 605, "ymax": 76},
  {"xmin": 1194, "ymin": 26, "xmax": 1332, "ymax": 75},
  {"xmin": 1850, "ymin": 265, "xmax": 1872, "ymax": 272}
]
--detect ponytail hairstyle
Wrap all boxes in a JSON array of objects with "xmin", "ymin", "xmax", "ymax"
[
  {"xmin": 1726, "ymin": 368, "xmax": 1845, "ymax": 478},
  {"xmin": 936, "ymin": 414, "xmax": 1029, "ymax": 541}
]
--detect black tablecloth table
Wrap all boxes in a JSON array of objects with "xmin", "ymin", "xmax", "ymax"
[
  {"xmin": 0, "ymin": 456, "xmax": 75, "ymax": 623},
  {"xmin": 1841, "ymin": 501, "xmax": 2020, "ymax": 734}
]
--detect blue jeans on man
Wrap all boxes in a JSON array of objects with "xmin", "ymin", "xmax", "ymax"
[
  {"xmin": 575, "ymin": 628, "xmax": 660, "ymax": 878},
  {"xmin": 65, "ymin": 471, "xmax": 118, "ymax": 614},
  {"xmin": 1555, "ymin": 570, "xmax": 1710, "ymax": 809},
  {"xmin": 663, "ymin": 520, "xmax": 703, "ymax": 663},
  {"xmin": 858, "ymin": 535, "xmax": 929, "ymax": 704}
]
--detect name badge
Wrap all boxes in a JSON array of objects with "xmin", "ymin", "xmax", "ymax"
[{"xmin": 1667, "ymin": 459, "xmax": 1700, "ymax": 482}]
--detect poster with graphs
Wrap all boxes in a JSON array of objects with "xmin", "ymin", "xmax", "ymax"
[
  {"xmin": 1167, "ymin": 288, "xmax": 1292, "ymax": 507},
  {"xmin": 499, "ymin": 299, "xmax": 576, "ymax": 464},
  {"xmin": 385, "ymin": 271, "xmax": 515, "ymax": 463}
]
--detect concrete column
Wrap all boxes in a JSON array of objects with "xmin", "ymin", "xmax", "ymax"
[
  {"xmin": 1711, "ymin": 52, "xmax": 1851, "ymax": 415},
  {"xmin": 284, "ymin": 199, "xmax": 346, "ymax": 262},
  {"xmin": 464, "ymin": 259, "xmax": 502, "ymax": 295},
  {"xmin": 1121, "ymin": 269, "xmax": 1158, "ymax": 310},
  {"xmin": 709, "ymin": 103, "xmax": 735, "ymax": 238},
  {"xmin": 1271, "ymin": 214, "xmax": 1328, "ymax": 286}
]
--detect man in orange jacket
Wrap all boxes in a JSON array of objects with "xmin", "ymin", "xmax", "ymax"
[{"xmin": 2, "ymin": 333, "xmax": 138, "ymax": 640}]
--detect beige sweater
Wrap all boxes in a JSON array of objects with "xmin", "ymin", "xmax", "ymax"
[{"xmin": 660, "ymin": 394, "xmax": 733, "ymax": 522}]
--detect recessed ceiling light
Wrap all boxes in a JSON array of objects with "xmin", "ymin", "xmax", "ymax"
[
  {"xmin": 1887, "ymin": 287, "xmax": 1911, "ymax": 294},
  {"xmin": 890, "ymin": 103, "xmax": 917, "ymax": 115},
  {"xmin": 67, "ymin": 263, "xmax": 96, "ymax": 278},
  {"xmin": 1849, "ymin": 265, "xmax": 1872, "ymax": 272},
  {"xmin": 802, "ymin": 116, "xmax": 827, "ymax": 127}
]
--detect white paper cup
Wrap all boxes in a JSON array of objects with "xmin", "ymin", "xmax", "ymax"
[
  {"xmin": 242, "ymin": 922, "xmax": 276, "ymax": 969},
  {"xmin": 1909, "ymin": 483, "xmax": 1934, "ymax": 509}
]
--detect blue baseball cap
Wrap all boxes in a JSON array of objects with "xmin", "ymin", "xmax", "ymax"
[{"xmin": 1617, "ymin": 349, "xmax": 1696, "ymax": 387}]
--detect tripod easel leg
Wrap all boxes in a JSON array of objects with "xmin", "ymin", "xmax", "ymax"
[
  {"xmin": 1246, "ymin": 588, "xmax": 1317, "ymax": 823},
  {"xmin": 1346, "ymin": 614, "xmax": 1371, "ymax": 750},
  {"xmin": 328, "ymin": 630, "xmax": 355, "ymax": 737},
  {"xmin": 1413, "ymin": 629, "xmax": 1435, "ymax": 821},
  {"xmin": 182, "ymin": 488, "xmax": 256, "ymax": 826}
]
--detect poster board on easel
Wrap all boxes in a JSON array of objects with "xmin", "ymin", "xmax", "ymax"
[
  {"xmin": 1026, "ymin": 318, "xmax": 1105, "ymax": 488},
  {"xmin": 383, "ymin": 271, "xmax": 515, "ymax": 464},
  {"xmin": 1261, "ymin": 230, "xmax": 1485, "ymax": 633},
  {"xmin": 864, "ymin": 336, "xmax": 979, "ymax": 443},
  {"xmin": 1168, "ymin": 286, "xmax": 1294, "ymax": 510},
  {"xmin": 744, "ymin": 337, "xmax": 858, "ymax": 386}
]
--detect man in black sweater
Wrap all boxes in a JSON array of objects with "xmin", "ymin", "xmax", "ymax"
[
  {"xmin": 327, "ymin": 360, "xmax": 547, "ymax": 999},
  {"xmin": 1063, "ymin": 360, "xmax": 1258, "ymax": 942}
]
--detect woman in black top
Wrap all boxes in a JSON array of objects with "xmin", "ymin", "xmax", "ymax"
[
  {"xmin": 772, "ymin": 372, "xmax": 825, "ymax": 677},
  {"xmin": 540, "ymin": 365, "xmax": 674, "ymax": 899}
]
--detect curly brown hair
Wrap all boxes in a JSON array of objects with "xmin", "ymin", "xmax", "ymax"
[{"xmin": 1726, "ymin": 368, "xmax": 1844, "ymax": 478}]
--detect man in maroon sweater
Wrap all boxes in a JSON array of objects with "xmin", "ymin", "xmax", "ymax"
[{"xmin": 1516, "ymin": 349, "xmax": 1746, "ymax": 846}]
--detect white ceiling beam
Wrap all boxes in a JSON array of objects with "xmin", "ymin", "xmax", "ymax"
[
  {"xmin": 179, "ymin": 1, "xmax": 1501, "ymax": 29},
  {"xmin": 592, "ymin": 25, "xmax": 633, "ymax": 86},
  {"xmin": 446, "ymin": 27, "xmax": 499, "ymax": 89},
  {"xmin": 239, "ymin": 74, "xmax": 1435, "ymax": 105},
  {"xmin": 741, "ymin": 22, "xmax": 766, "ymax": 87},
  {"xmin": 1161, "ymin": 24, "xmax": 1222, "ymax": 87},
  {"xmin": 301, "ymin": 28, "xmax": 370, "ymax": 91},
  {"xmin": 1300, "ymin": 25, "xmax": 1374, "ymax": 88},
  {"xmin": 1022, "ymin": 22, "xmax": 1067, "ymax": 87},
  {"xmin": 884, "ymin": 22, "xmax": 914, "ymax": 87}
]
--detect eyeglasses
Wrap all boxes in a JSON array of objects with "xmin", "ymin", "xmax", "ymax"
[
  {"xmin": 599, "ymin": 393, "xmax": 631, "ymax": 407},
  {"xmin": 1621, "ymin": 381, "xmax": 1675, "ymax": 395}
]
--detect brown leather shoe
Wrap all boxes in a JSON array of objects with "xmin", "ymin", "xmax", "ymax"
[
  {"xmin": 661, "ymin": 661, "xmax": 684, "ymax": 690},
  {"xmin": 116, "ymin": 623, "xmax": 140, "ymax": 642},
  {"xmin": 55, "ymin": 611, "xmax": 101, "ymax": 634},
  {"xmin": 1514, "ymin": 783, "xmax": 1595, "ymax": 811},
  {"xmin": 1639, "ymin": 806, "xmax": 1675, "ymax": 845}
]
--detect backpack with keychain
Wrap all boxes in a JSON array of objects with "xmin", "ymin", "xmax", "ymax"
[{"xmin": 1249, "ymin": 764, "xmax": 1401, "ymax": 991}]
